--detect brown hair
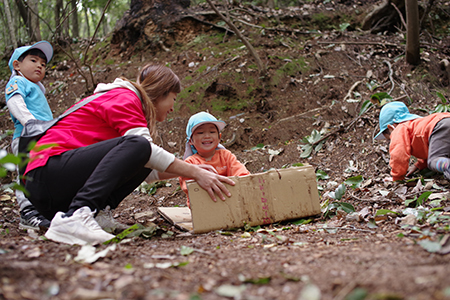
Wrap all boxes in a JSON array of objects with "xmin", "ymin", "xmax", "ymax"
[{"xmin": 121, "ymin": 65, "xmax": 181, "ymax": 136}]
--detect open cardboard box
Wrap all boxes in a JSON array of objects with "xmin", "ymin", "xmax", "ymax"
[{"xmin": 158, "ymin": 165, "xmax": 321, "ymax": 233}]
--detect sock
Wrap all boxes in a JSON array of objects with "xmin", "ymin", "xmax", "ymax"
[{"xmin": 435, "ymin": 158, "xmax": 450, "ymax": 172}]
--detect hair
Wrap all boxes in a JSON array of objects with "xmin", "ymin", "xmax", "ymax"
[
  {"xmin": 18, "ymin": 49, "xmax": 47, "ymax": 64},
  {"xmin": 121, "ymin": 65, "xmax": 181, "ymax": 136}
]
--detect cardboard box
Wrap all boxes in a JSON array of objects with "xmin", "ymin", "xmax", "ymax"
[{"xmin": 185, "ymin": 165, "xmax": 321, "ymax": 233}]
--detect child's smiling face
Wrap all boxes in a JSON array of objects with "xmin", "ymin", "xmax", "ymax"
[
  {"xmin": 13, "ymin": 54, "xmax": 47, "ymax": 83},
  {"xmin": 190, "ymin": 123, "xmax": 220, "ymax": 160}
]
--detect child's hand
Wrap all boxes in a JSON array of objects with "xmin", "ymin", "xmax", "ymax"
[
  {"xmin": 406, "ymin": 165, "xmax": 419, "ymax": 177},
  {"xmin": 383, "ymin": 176, "xmax": 393, "ymax": 182}
]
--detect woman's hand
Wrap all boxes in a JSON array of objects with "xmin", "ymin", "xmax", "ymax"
[
  {"xmin": 192, "ymin": 167, "xmax": 234, "ymax": 202},
  {"xmin": 165, "ymin": 159, "xmax": 235, "ymax": 202},
  {"xmin": 196, "ymin": 164, "xmax": 218, "ymax": 174}
]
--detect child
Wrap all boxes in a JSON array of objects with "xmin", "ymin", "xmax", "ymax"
[
  {"xmin": 375, "ymin": 101, "xmax": 450, "ymax": 181},
  {"xmin": 179, "ymin": 112, "xmax": 250, "ymax": 207},
  {"xmin": 5, "ymin": 41, "xmax": 53, "ymax": 229}
]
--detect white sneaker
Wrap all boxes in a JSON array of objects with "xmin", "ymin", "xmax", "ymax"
[{"xmin": 45, "ymin": 206, "xmax": 116, "ymax": 245}]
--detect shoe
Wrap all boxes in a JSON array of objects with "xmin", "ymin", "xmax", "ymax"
[
  {"xmin": 95, "ymin": 206, "xmax": 129, "ymax": 235},
  {"xmin": 45, "ymin": 206, "xmax": 116, "ymax": 245},
  {"xmin": 20, "ymin": 205, "xmax": 51, "ymax": 230}
]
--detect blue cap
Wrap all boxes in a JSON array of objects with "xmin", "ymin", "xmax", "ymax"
[
  {"xmin": 183, "ymin": 112, "xmax": 226, "ymax": 159},
  {"xmin": 375, "ymin": 101, "xmax": 422, "ymax": 140},
  {"xmin": 8, "ymin": 41, "xmax": 53, "ymax": 72},
  {"xmin": 186, "ymin": 112, "xmax": 226, "ymax": 141}
]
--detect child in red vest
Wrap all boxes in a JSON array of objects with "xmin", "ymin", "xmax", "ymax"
[
  {"xmin": 179, "ymin": 112, "xmax": 250, "ymax": 207},
  {"xmin": 375, "ymin": 101, "xmax": 450, "ymax": 181}
]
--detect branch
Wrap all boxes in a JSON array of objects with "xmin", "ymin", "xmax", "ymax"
[
  {"xmin": 391, "ymin": 2, "xmax": 407, "ymax": 30},
  {"xmin": 204, "ymin": 0, "xmax": 266, "ymax": 75},
  {"xmin": 383, "ymin": 60, "xmax": 395, "ymax": 95}
]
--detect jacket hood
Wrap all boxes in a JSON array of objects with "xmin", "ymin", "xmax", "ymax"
[{"xmin": 94, "ymin": 78, "xmax": 141, "ymax": 100}]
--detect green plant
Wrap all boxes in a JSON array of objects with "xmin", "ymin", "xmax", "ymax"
[
  {"xmin": 432, "ymin": 92, "xmax": 450, "ymax": 113},
  {"xmin": 405, "ymin": 191, "xmax": 432, "ymax": 208},
  {"xmin": 300, "ymin": 129, "xmax": 326, "ymax": 158}
]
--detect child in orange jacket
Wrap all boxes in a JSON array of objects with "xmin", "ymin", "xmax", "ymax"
[
  {"xmin": 179, "ymin": 112, "xmax": 250, "ymax": 207},
  {"xmin": 375, "ymin": 101, "xmax": 450, "ymax": 181}
]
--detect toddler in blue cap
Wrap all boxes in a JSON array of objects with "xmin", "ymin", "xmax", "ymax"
[
  {"xmin": 179, "ymin": 111, "xmax": 250, "ymax": 207},
  {"xmin": 375, "ymin": 101, "xmax": 450, "ymax": 181},
  {"xmin": 5, "ymin": 41, "xmax": 54, "ymax": 230}
]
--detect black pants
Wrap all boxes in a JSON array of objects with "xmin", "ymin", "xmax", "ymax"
[{"xmin": 25, "ymin": 135, "xmax": 152, "ymax": 220}]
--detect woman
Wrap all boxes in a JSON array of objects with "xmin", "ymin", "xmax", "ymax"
[{"xmin": 24, "ymin": 65, "xmax": 234, "ymax": 245}]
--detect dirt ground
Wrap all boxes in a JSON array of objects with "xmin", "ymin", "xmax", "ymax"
[{"xmin": 1, "ymin": 1, "xmax": 450, "ymax": 299}]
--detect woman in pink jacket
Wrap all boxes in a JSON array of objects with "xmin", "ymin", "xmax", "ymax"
[{"xmin": 25, "ymin": 65, "xmax": 234, "ymax": 245}]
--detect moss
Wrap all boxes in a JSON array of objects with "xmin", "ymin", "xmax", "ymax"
[
  {"xmin": 211, "ymin": 96, "xmax": 248, "ymax": 112},
  {"xmin": 270, "ymin": 58, "xmax": 309, "ymax": 87},
  {"xmin": 104, "ymin": 59, "xmax": 115, "ymax": 65}
]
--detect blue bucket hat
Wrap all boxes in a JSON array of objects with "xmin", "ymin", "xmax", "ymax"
[
  {"xmin": 374, "ymin": 101, "xmax": 422, "ymax": 140},
  {"xmin": 8, "ymin": 41, "xmax": 53, "ymax": 72},
  {"xmin": 184, "ymin": 112, "xmax": 226, "ymax": 159}
]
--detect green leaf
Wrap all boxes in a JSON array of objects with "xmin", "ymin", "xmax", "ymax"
[
  {"xmin": 330, "ymin": 183, "xmax": 346, "ymax": 200},
  {"xmin": 339, "ymin": 22, "xmax": 350, "ymax": 32},
  {"xmin": 103, "ymin": 224, "xmax": 139, "ymax": 244},
  {"xmin": 339, "ymin": 202, "xmax": 355, "ymax": 213},
  {"xmin": 300, "ymin": 144, "xmax": 313, "ymax": 158},
  {"xmin": 316, "ymin": 169, "xmax": 329, "ymax": 180},
  {"xmin": 344, "ymin": 175, "xmax": 363, "ymax": 188},
  {"xmin": 345, "ymin": 288, "xmax": 368, "ymax": 300},
  {"xmin": 371, "ymin": 92, "xmax": 393, "ymax": 103},
  {"xmin": 417, "ymin": 191, "xmax": 432, "ymax": 206},
  {"xmin": 375, "ymin": 209, "xmax": 399, "ymax": 216},
  {"xmin": 405, "ymin": 196, "xmax": 417, "ymax": 207},
  {"xmin": 437, "ymin": 91, "xmax": 447, "ymax": 104},
  {"xmin": 359, "ymin": 99, "xmax": 373, "ymax": 116},
  {"xmin": 180, "ymin": 245, "xmax": 195, "ymax": 256},
  {"xmin": 292, "ymin": 163, "xmax": 305, "ymax": 167},
  {"xmin": 251, "ymin": 143, "xmax": 265, "ymax": 150},
  {"xmin": 291, "ymin": 218, "xmax": 312, "ymax": 225},
  {"xmin": 417, "ymin": 240, "xmax": 441, "ymax": 253},
  {"xmin": 243, "ymin": 277, "xmax": 271, "ymax": 284}
]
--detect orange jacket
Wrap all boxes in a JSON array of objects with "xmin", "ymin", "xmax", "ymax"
[
  {"xmin": 179, "ymin": 149, "xmax": 250, "ymax": 207},
  {"xmin": 389, "ymin": 112, "xmax": 450, "ymax": 181}
]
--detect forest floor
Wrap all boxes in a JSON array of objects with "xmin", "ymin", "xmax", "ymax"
[{"xmin": 1, "ymin": 1, "xmax": 450, "ymax": 299}]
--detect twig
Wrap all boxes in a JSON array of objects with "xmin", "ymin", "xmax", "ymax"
[
  {"xmin": 322, "ymin": 226, "xmax": 376, "ymax": 233},
  {"xmin": 205, "ymin": 0, "xmax": 265, "ymax": 74},
  {"xmin": 391, "ymin": 2, "xmax": 407, "ymax": 30},
  {"xmin": 343, "ymin": 81, "xmax": 363, "ymax": 102},
  {"xmin": 393, "ymin": 80, "xmax": 412, "ymax": 104},
  {"xmin": 274, "ymin": 107, "xmax": 324, "ymax": 125},
  {"xmin": 349, "ymin": 191, "xmax": 392, "ymax": 203},
  {"xmin": 383, "ymin": 60, "xmax": 395, "ymax": 95},
  {"xmin": 317, "ymin": 41, "xmax": 399, "ymax": 47}
]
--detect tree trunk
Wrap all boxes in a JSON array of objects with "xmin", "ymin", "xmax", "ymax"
[
  {"xmin": 3, "ymin": 0, "xmax": 18, "ymax": 48},
  {"xmin": 71, "ymin": 0, "xmax": 79, "ymax": 38},
  {"xmin": 28, "ymin": 0, "xmax": 41, "ymax": 41},
  {"xmin": 83, "ymin": 3, "xmax": 90, "ymax": 37},
  {"xmin": 406, "ymin": 0, "xmax": 420, "ymax": 65},
  {"xmin": 111, "ymin": 0, "xmax": 191, "ymax": 51},
  {"xmin": 54, "ymin": 0, "xmax": 63, "ymax": 39},
  {"xmin": 361, "ymin": 0, "xmax": 406, "ymax": 33}
]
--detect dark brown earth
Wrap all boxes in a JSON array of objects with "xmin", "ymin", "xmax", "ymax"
[{"xmin": 1, "ymin": 1, "xmax": 450, "ymax": 299}]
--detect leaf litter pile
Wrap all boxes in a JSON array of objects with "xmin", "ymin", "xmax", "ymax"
[{"xmin": 1, "ymin": 1, "xmax": 450, "ymax": 299}]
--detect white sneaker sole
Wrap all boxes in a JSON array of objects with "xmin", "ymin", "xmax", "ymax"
[{"xmin": 45, "ymin": 230, "xmax": 89, "ymax": 245}]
